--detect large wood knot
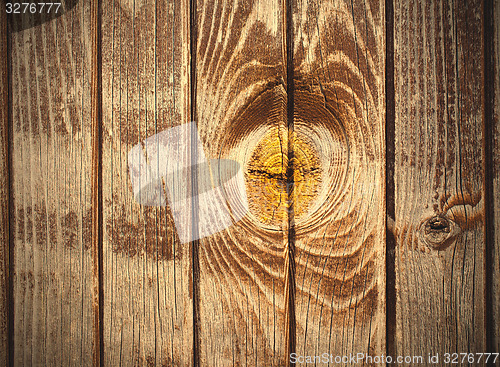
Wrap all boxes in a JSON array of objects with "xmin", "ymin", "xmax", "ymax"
[
  {"xmin": 419, "ymin": 215, "xmax": 460, "ymax": 250},
  {"xmin": 230, "ymin": 86, "xmax": 350, "ymax": 231}
]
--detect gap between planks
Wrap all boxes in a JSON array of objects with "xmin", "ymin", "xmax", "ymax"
[
  {"xmin": 483, "ymin": 0, "xmax": 497, "ymax": 356},
  {"xmin": 1, "ymin": 8, "xmax": 15, "ymax": 367},
  {"xmin": 190, "ymin": 0, "xmax": 201, "ymax": 365},
  {"xmin": 90, "ymin": 1, "xmax": 104, "ymax": 366},
  {"xmin": 284, "ymin": 0, "xmax": 297, "ymax": 364},
  {"xmin": 385, "ymin": 0, "xmax": 396, "ymax": 359}
]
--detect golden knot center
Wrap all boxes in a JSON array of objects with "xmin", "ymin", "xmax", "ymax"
[{"xmin": 245, "ymin": 127, "xmax": 322, "ymax": 227}]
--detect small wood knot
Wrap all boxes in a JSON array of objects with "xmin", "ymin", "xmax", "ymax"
[{"xmin": 420, "ymin": 215, "xmax": 460, "ymax": 250}]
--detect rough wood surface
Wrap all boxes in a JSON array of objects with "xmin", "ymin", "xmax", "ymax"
[
  {"xmin": 394, "ymin": 0, "xmax": 486, "ymax": 362},
  {"xmin": 0, "ymin": 7, "xmax": 9, "ymax": 366},
  {"xmin": 292, "ymin": 0, "xmax": 386, "ymax": 360},
  {"xmin": 4, "ymin": 0, "xmax": 498, "ymax": 365},
  {"xmin": 101, "ymin": 0, "xmax": 193, "ymax": 365},
  {"xmin": 9, "ymin": 1, "xmax": 96, "ymax": 365},
  {"xmin": 193, "ymin": 0, "xmax": 287, "ymax": 364}
]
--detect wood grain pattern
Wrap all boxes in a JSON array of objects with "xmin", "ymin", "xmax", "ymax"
[
  {"xmin": 193, "ymin": 0, "xmax": 288, "ymax": 364},
  {"xmin": 9, "ymin": 1, "xmax": 96, "ymax": 365},
  {"xmin": 0, "ymin": 7, "xmax": 9, "ymax": 366},
  {"xmin": 4, "ymin": 1, "xmax": 498, "ymax": 365},
  {"xmin": 292, "ymin": 0, "xmax": 386, "ymax": 360},
  {"xmin": 493, "ymin": 0, "xmax": 500, "ymax": 355},
  {"xmin": 101, "ymin": 0, "xmax": 193, "ymax": 365},
  {"xmin": 394, "ymin": 0, "xmax": 486, "ymax": 362}
]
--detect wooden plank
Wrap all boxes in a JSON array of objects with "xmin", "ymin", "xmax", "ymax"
[
  {"xmin": 0, "ymin": 7, "xmax": 9, "ymax": 366},
  {"xmin": 393, "ymin": 0, "xmax": 486, "ymax": 362},
  {"xmin": 492, "ymin": 0, "xmax": 500, "ymax": 355},
  {"xmin": 9, "ymin": 2, "xmax": 96, "ymax": 365},
  {"xmin": 101, "ymin": 0, "xmax": 193, "ymax": 365},
  {"xmin": 291, "ymin": 0, "xmax": 386, "ymax": 360},
  {"xmin": 193, "ymin": 0, "xmax": 287, "ymax": 364}
]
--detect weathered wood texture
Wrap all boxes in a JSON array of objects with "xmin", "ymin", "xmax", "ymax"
[
  {"xmin": 493, "ymin": 0, "xmax": 500, "ymax": 356},
  {"xmin": 292, "ymin": 0, "xmax": 386, "ymax": 359},
  {"xmin": 0, "ymin": 7, "xmax": 9, "ymax": 367},
  {"xmin": 193, "ymin": 0, "xmax": 288, "ymax": 364},
  {"xmin": 4, "ymin": 1, "xmax": 500, "ymax": 366},
  {"xmin": 101, "ymin": 0, "xmax": 193, "ymax": 365},
  {"xmin": 394, "ymin": 0, "xmax": 487, "ymax": 362},
  {"xmin": 9, "ymin": 1, "xmax": 96, "ymax": 365}
]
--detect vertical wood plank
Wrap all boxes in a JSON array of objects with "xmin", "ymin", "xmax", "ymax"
[
  {"xmin": 10, "ymin": 2, "xmax": 96, "ymax": 365},
  {"xmin": 394, "ymin": 0, "xmax": 486, "ymax": 362},
  {"xmin": 0, "ymin": 6, "xmax": 9, "ymax": 366},
  {"xmin": 101, "ymin": 0, "xmax": 193, "ymax": 365},
  {"xmin": 492, "ymin": 0, "xmax": 500, "ymax": 355},
  {"xmin": 193, "ymin": 0, "xmax": 287, "ymax": 365},
  {"xmin": 292, "ymin": 0, "xmax": 386, "ymax": 360}
]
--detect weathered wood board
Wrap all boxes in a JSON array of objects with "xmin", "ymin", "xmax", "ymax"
[
  {"xmin": 292, "ymin": 0, "xmax": 386, "ymax": 360},
  {"xmin": 101, "ymin": 0, "xmax": 193, "ymax": 365},
  {"xmin": 0, "ymin": 7, "xmax": 9, "ymax": 367},
  {"xmin": 3, "ymin": 0, "xmax": 500, "ymax": 365},
  {"xmin": 394, "ymin": 0, "xmax": 487, "ymax": 363},
  {"xmin": 193, "ymin": 0, "xmax": 288, "ymax": 364},
  {"xmin": 9, "ymin": 1, "xmax": 96, "ymax": 365}
]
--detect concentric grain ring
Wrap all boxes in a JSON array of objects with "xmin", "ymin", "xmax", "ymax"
[{"xmin": 217, "ymin": 85, "xmax": 351, "ymax": 235}]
